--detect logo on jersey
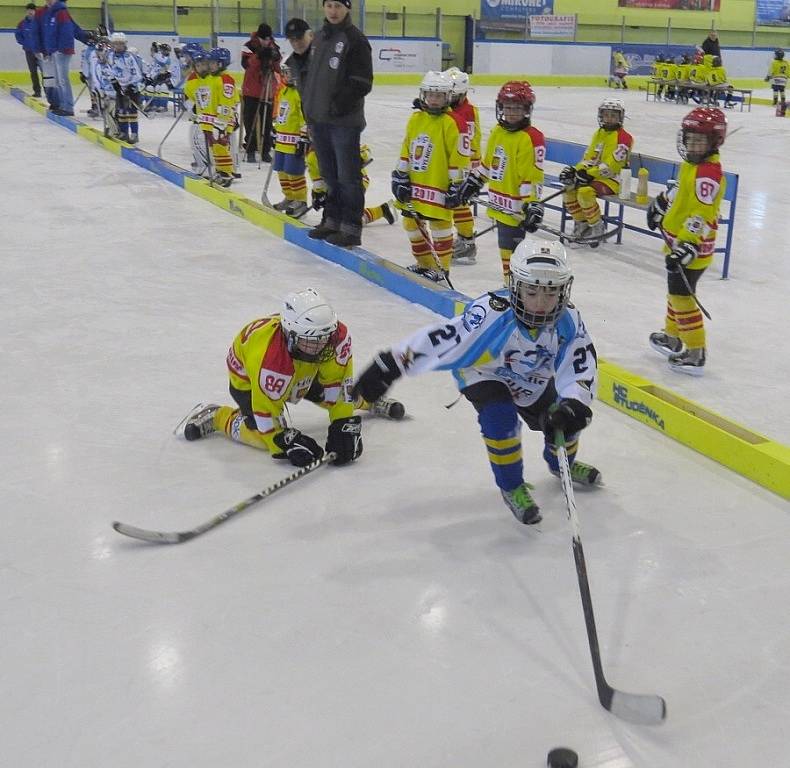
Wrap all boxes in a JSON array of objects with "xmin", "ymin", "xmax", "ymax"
[
  {"xmin": 226, "ymin": 347, "xmax": 248, "ymax": 379},
  {"xmin": 462, "ymin": 304, "xmax": 487, "ymax": 331},
  {"xmin": 488, "ymin": 293, "xmax": 509, "ymax": 311},
  {"xmin": 504, "ymin": 346, "xmax": 553, "ymax": 373},
  {"xmin": 329, "ymin": 56, "xmax": 340, "ymax": 70},
  {"xmin": 223, "ymin": 82, "xmax": 234, "ymax": 99},
  {"xmin": 410, "ymin": 134, "xmax": 434, "ymax": 172},
  {"xmin": 196, "ymin": 86, "xmax": 211, "ymax": 109},
  {"xmin": 335, "ymin": 331, "xmax": 352, "ymax": 366},
  {"xmin": 490, "ymin": 146, "xmax": 507, "ymax": 181}
]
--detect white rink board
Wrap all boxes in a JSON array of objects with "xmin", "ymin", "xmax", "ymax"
[
  {"xmin": 216, "ymin": 34, "xmax": 440, "ymax": 74},
  {"xmin": 473, "ymin": 41, "xmax": 611, "ymax": 76}
]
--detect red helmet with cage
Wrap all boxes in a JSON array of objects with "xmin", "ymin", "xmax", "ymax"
[
  {"xmin": 677, "ymin": 107, "xmax": 727, "ymax": 163},
  {"xmin": 496, "ymin": 81, "xmax": 535, "ymax": 131}
]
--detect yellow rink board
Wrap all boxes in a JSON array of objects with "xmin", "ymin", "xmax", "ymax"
[{"xmin": 3, "ymin": 79, "xmax": 788, "ymax": 500}]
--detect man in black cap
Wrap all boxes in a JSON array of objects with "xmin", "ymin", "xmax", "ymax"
[
  {"xmin": 300, "ymin": 0, "xmax": 373, "ymax": 248},
  {"xmin": 283, "ymin": 17, "xmax": 313, "ymax": 95}
]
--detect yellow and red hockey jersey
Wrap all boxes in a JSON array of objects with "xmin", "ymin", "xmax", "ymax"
[
  {"xmin": 481, "ymin": 124, "xmax": 545, "ymax": 227},
  {"xmin": 395, "ymin": 109, "xmax": 470, "ymax": 220},
  {"xmin": 662, "ymin": 154, "xmax": 725, "ymax": 271},
  {"xmin": 274, "ymin": 84, "xmax": 305, "ymax": 155},
  {"xmin": 212, "ymin": 71, "xmax": 239, "ymax": 132},
  {"xmin": 575, "ymin": 127, "xmax": 633, "ymax": 195},
  {"xmin": 449, "ymin": 97, "xmax": 481, "ymax": 169},
  {"xmin": 184, "ymin": 72, "xmax": 215, "ymax": 133},
  {"xmin": 225, "ymin": 316, "xmax": 355, "ymax": 452}
]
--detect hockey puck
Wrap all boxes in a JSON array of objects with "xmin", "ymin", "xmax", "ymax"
[
  {"xmin": 388, "ymin": 401, "xmax": 406, "ymax": 420},
  {"xmin": 547, "ymin": 747, "xmax": 579, "ymax": 768}
]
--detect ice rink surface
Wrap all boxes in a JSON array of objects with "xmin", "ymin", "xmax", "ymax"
[{"xmin": 2, "ymin": 84, "xmax": 789, "ymax": 767}]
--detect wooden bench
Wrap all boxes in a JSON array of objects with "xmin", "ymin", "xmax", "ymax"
[{"xmin": 540, "ymin": 138, "xmax": 740, "ymax": 278}]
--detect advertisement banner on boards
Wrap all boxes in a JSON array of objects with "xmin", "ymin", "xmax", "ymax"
[
  {"xmin": 480, "ymin": 0, "xmax": 554, "ymax": 23},
  {"xmin": 529, "ymin": 14, "xmax": 576, "ymax": 37},
  {"xmin": 617, "ymin": 0, "xmax": 720, "ymax": 8},
  {"xmin": 371, "ymin": 39, "xmax": 442, "ymax": 72},
  {"xmin": 756, "ymin": 0, "xmax": 790, "ymax": 25}
]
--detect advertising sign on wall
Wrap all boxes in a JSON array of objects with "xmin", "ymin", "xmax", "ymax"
[
  {"xmin": 529, "ymin": 14, "xmax": 576, "ymax": 37},
  {"xmin": 756, "ymin": 0, "xmax": 790, "ymax": 25},
  {"xmin": 480, "ymin": 0, "xmax": 554, "ymax": 23},
  {"xmin": 617, "ymin": 0, "xmax": 720, "ymax": 8}
]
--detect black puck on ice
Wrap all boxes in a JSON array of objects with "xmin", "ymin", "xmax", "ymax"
[{"xmin": 547, "ymin": 747, "xmax": 579, "ymax": 768}]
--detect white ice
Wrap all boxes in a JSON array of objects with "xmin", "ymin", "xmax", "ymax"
[{"xmin": 2, "ymin": 85, "xmax": 789, "ymax": 768}]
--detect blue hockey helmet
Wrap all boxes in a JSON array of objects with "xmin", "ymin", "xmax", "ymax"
[
  {"xmin": 189, "ymin": 46, "xmax": 208, "ymax": 63},
  {"xmin": 209, "ymin": 47, "xmax": 231, "ymax": 67}
]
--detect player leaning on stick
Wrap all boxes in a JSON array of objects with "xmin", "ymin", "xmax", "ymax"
[
  {"xmin": 391, "ymin": 70, "xmax": 470, "ymax": 278},
  {"xmin": 647, "ymin": 107, "xmax": 726, "ymax": 376},
  {"xmin": 765, "ymin": 48, "xmax": 789, "ymax": 108},
  {"xmin": 560, "ymin": 98, "xmax": 633, "ymax": 246},
  {"xmin": 459, "ymin": 80, "xmax": 545, "ymax": 284},
  {"xmin": 352, "ymin": 240, "xmax": 601, "ymax": 524},
  {"xmin": 180, "ymin": 289, "xmax": 405, "ymax": 468}
]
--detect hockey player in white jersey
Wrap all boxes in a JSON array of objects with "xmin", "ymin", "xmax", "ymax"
[
  {"xmin": 108, "ymin": 32, "xmax": 144, "ymax": 143},
  {"xmin": 90, "ymin": 42, "xmax": 121, "ymax": 139},
  {"xmin": 352, "ymin": 240, "xmax": 600, "ymax": 524}
]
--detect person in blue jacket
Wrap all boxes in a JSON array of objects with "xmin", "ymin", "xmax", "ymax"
[
  {"xmin": 15, "ymin": 3, "xmax": 41, "ymax": 97},
  {"xmin": 40, "ymin": 0, "xmax": 91, "ymax": 116}
]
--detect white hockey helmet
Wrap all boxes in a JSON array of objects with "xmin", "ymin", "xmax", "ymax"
[
  {"xmin": 280, "ymin": 288, "xmax": 338, "ymax": 362},
  {"xmin": 419, "ymin": 70, "xmax": 452, "ymax": 115},
  {"xmin": 444, "ymin": 66, "xmax": 470, "ymax": 103},
  {"xmin": 509, "ymin": 240, "xmax": 573, "ymax": 328},
  {"xmin": 110, "ymin": 32, "xmax": 127, "ymax": 46},
  {"xmin": 598, "ymin": 97, "xmax": 625, "ymax": 130}
]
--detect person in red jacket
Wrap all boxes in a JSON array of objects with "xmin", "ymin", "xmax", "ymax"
[{"xmin": 240, "ymin": 23, "xmax": 281, "ymax": 163}]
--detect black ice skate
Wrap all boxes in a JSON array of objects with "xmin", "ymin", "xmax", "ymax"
[
  {"xmin": 649, "ymin": 331, "xmax": 684, "ymax": 358},
  {"xmin": 668, "ymin": 347, "xmax": 706, "ymax": 376}
]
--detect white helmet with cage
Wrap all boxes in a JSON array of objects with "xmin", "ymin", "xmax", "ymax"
[
  {"xmin": 598, "ymin": 97, "xmax": 625, "ymax": 130},
  {"xmin": 280, "ymin": 288, "xmax": 338, "ymax": 362},
  {"xmin": 444, "ymin": 66, "xmax": 469, "ymax": 104},
  {"xmin": 508, "ymin": 240, "xmax": 573, "ymax": 328},
  {"xmin": 109, "ymin": 31, "xmax": 127, "ymax": 47},
  {"xmin": 419, "ymin": 70, "xmax": 453, "ymax": 115}
]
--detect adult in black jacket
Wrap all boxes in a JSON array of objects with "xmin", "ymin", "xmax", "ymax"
[
  {"xmin": 283, "ymin": 17, "xmax": 313, "ymax": 95},
  {"xmin": 701, "ymin": 30, "xmax": 720, "ymax": 59},
  {"xmin": 301, "ymin": 0, "xmax": 373, "ymax": 248}
]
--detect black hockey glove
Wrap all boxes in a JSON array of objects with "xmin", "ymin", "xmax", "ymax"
[
  {"xmin": 460, "ymin": 172, "xmax": 485, "ymax": 204},
  {"xmin": 445, "ymin": 182, "xmax": 462, "ymax": 210},
  {"xmin": 574, "ymin": 168, "xmax": 594, "ymax": 187},
  {"xmin": 272, "ymin": 428, "xmax": 324, "ymax": 467},
  {"xmin": 326, "ymin": 416, "xmax": 363, "ymax": 466},
  {"xmin": 522, "ymin": 201, "xmax": 544, "ymax": 233},
  {"xmin": 544, "ymin": 399, "xmax": 593, "ymax": 440},
  {"xmin": 295, "ymin": 135, "xmax": 310, "ymax": 158},
  {"xmin": 352, "ymin": 351, "xmax": 402, "ymax": 405},
  {"xmin": 558, "ymin": 165, "xmax": 576, "ymax": 186},
  {"xmin": 311, "ymin": 189, "xmax": 328, "ymax": 210},
  {"xmin": 391, "ymin": 170, "xmax": 412, "ymax": 205},
  {"xmin": 646, "ymin": 192, "xmax": 669, "ymax": 231},
  {"xmin": 667, "ymin": 241, "xmax": 698, "ymax": 268}
]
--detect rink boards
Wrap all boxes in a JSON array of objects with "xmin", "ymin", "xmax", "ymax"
[{"xmin": 4, "ymin": 80, "xmax": 788, "ymax": 501}]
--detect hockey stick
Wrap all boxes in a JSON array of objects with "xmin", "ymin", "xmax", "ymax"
[
  {"xmin": 203, "ymin": 130, "xmax": 215, "ymax": 188},
  {"xmin": 157, "ymin": 105, "xmax": 186, "ymax": 159},
  {"xmin": 658, "ymin": 228, "xmax": 712, "ymax": 320},
  {"xmin": 404, "ymin": 204, "xmax": 455, "ymax": 290},
  {"xmin": 554, "ymin": 429, "xmax": 667, "ymax": 725},
  {"xmin": 113, "ymin": 452, "xmax": 336, "ymax": 544}
]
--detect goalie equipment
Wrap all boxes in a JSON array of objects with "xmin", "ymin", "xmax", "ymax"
[
  {"xmin": 418, "ymin": 70, "xmax": 452, "ymax": 114},
  {"xmin": 598, "ymin": 97, "xmax": 625, "ymax": 130},
  {"xmin": 677, "ymin": 107, "xmax": 727, "ymax": 164},
  {"xmin": 495, "ymin": 80, "xmax": 535, "ymax": 131},
  {"xmin": 280, "ymin": 288, "xmax": 338, "ymax": 362},
  {"xmin": 509, "ymin": 240, "xmax": 573, "ymax": 328}
]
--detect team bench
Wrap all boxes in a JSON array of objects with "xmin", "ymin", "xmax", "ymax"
[{"xmin": 645, "ymin": 78, "xmax": 752, "ymax": 112}]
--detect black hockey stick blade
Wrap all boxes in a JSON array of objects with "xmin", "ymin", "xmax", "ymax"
[{"xmin": 112, "ymin": 452, "xmax": 336, "ymax": 544}]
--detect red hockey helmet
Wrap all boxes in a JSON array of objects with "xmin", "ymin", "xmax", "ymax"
[
  {"xmin": 496, "ymin": 80, "xmax": 535, "ymax": 131},
  {"xmin": 677, "ymin": 107, "xmax": 727, "ymax": 163}
]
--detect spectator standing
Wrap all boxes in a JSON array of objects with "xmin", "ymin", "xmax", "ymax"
[
  {"xmin": 283, "ymin": 17, "xmax": 313, "ymax": 94},
  {"xmin": 301, "ymin": 0, "xmax": 373, "ymax": 248},
  {"xmin": 240, "ymin": 23, "xmax": 281, "ymax": 163},
  {"xmin": 15, "ymin": 3, "xmax": 41, "ymax": 97},
  {"xmin": 41, "ymin": 0, "xmax": 91, "ymax": 116},
  {"xmin": 701, "ymin": 30, "xmax": 720, "ymax": 59}
]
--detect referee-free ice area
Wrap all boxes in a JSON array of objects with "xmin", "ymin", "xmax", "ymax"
[{"xmin": 2, "ymin": 85, "xmax": 789, "ymax": 767}]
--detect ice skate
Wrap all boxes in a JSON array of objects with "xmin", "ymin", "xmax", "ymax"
[
  {"xmin": 501, "ymin": 482, "xmax": 541, "ymax": 525},
  {"xmin": 273, "ymin": 198, "xmax": 291, "ymax": 212},
  {"xmin": 552, "ymin": 460, "xmax": 602, "ymax": 487},
  {"xmin": 175, "ymin": 403, "xmax": 220, "ymax": 440},
  {"xmin": 285, "ymin": 200, "xmax": 308, "ymax": 218},
  {"xmin": 366, "ymin": 397, "xmax": 406, "ymax": 420},
  {"xmin": 452, "ymin": 235, "xmax": 477, "ymax": 264},
  {"xmin": 649, "ymin": 331, "xmax": 684, "ymax": 358},
  {"xmin": 586, "ymin": 220, "xmax": 605, "ymax": 248},
  {"xmin": 668, "ymin": 347, "xmax": 706, "ymax": 376}
]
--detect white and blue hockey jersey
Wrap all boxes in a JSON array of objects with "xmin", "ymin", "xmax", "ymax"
[
  {"xmin": 89, "ymin": 56, "xmax": 116, "ymax": 97},
  {"xmin": 80, "ymin": 44, "xmax": 97, "ymax": 80},
  {"xmin": 109, "ymin": 50, "xmax": 144, "ymax": 91},
  {"xmin": 389, "ymin": 291, "xmax": 598, "ymax": 409}
]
